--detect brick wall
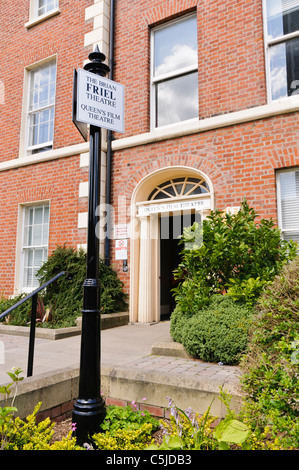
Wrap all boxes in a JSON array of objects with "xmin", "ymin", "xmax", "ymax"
[
  {"xmin": 0, "ymin": 0, "xmax": 93, "ymax": 162},
  {"xmin": 0, "ymin": 0, "xmax": 95, "ymax": 296},
  {"xmin": 108, "ymin": 0, "xmax": 299, "ymax": 295},
  {"xmin": 112, "ymin": 0, "xmax": 266, "ymax": 139},
  {"xmin": 0, "ymin": 156, "xmax": 88, "ymax": 296}
]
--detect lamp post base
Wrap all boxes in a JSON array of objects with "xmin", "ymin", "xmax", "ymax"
[{"xmin": 72, "ymin": 396, "xmax": 106, "ymax": 446}]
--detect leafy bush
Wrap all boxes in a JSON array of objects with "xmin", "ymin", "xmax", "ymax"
[
  {"xmin": 240, "ymin": 256, "xmax": 299, "ymax": 449},
  {"xmin": 0, "ymin": 294, "xmax": 31, "ymax": 326},
  {"xmin": 147, "ymin": 393, "xmax": 281, "ymax": 451},
  {"xmin": 173, "ymin": 200, "xmax": 297, "ymax": 314},
  {"xmin": 1, "ymin": 368, "xmax": 295, "ymax": 450},
  {"xmin": 0, "ymin": 245, "xmax": 127, "ymax": 328},
  {"xmin": 1, "ymin": 402, "xmax": 81, "ymax": 450},
  {"xmin": 171, "ymin": 295, "xmax": 253, "ymax": 365},
  {"xmin": 100, "ymin": 403, "xmax": 159, "ymax": 433},
  {"xmin": 92, "ymin": 423, "xmax": 154, "ymax": 450}
]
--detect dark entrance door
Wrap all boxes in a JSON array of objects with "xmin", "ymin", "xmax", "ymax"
[{"xmin": 159, "ymin": 213, "xmax": 197, "ymax": 320}]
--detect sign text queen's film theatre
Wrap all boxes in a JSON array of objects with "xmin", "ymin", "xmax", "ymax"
[{"xmin": 76, "ymin": 68, "xmax": 124, "ymax": 134}]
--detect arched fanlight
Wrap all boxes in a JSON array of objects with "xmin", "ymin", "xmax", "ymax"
[{"xmin": 148, "ymin": 176, "xmax": 210, "ymax": 201}]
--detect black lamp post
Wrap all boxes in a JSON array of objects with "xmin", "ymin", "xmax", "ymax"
[{"xmin": 72, "ymin": 46, "xmax": 110, "ymax": 446}]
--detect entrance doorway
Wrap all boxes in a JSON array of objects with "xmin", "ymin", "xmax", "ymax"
[
  {"xmin": 159, "ymin": 213, "xmax": 197, "ymax": 320},
  {"xmin": 129, "ymin": 166, "xmax": 213, "ymax": 324}
]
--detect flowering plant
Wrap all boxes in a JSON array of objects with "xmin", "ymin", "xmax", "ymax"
[{"xmin": 146, "ymin": 392, "xmax": 252, "ymax": 451}]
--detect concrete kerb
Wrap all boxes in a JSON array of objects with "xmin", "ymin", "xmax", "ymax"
[
  {"xmin": 102, "ymin": 363, "xmax": 243, "ymax": 419},
  {"xmin": 0, "ymin": 359, "xmax": 243, "ymax": 422},
  {"xmin": 0, "ymin": 312, "xmax": 129, "ymax": 340},
  {"xmin": 0, "ymin": 318, "xmax": 244, "ymax": 422},
  {"xmin": 0, "ymin": 366, "xmax": 80, "ymax": 419}
]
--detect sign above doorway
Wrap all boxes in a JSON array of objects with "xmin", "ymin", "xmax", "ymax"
[{"xmin": 137, "ymin": 197, "xmax": 211, "ymax": 216}]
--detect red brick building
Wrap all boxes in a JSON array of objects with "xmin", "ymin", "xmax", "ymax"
[
  {"xmin": 0, "ymin": 0, "xmax": 109, "ymax": 296},
  {"xmin": 0, "ymin": 1, "xmax": 299, "ymax": 324}
]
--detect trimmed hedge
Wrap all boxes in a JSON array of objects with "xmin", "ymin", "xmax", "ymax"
[
  {"xmin": 0, "ymin": 245, "xmax": 127, "ymax": 328},
  {"xmin": 239, "ymin": 256, "xmax": 299, "ymax": 448},
  {"xmin": 170, "ymin": 295, "xmax": 253, "ymax": 365}
]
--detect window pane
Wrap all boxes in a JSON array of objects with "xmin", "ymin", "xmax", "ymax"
[
  {"xmin": 24, "ymin": 267, "xmax": 33, "ymax": 288},
  {"xmin": 44, "ymin": 205, "xmax": 49, "ymax": 223},
  {"xmin": 34, "ymin": 248, "xmax": 44, "ymax": 266},
  {"xmin": 22, "ymin": 205, "xmax": 49, "ymax": 290},
  {"xmin": 283, "ymin": 232, "xmax": 299, "ymax": 241},
  {"xmin": 42, "ymin": 224, "xmax": 49, "ymax": 245},
  {"xmin": 29, "ymin": 107, "xmax": 54, "ymax": 147},
  {"xmin": 280, "ymin": 170, "xmax": 299, "ymax": 230},
  {"xmin": 154, "ymin": 16, "xmax": 197, "ymax": 77},
  {"xmin": 34, "ymin": 207, "xmax": 43, "ymax": 224},
  {"xmin": 28, "ymin": 226, "xmax": 33, "ymax": 246},
  {"xmin": 38, "ymin": 0, "xmax": 57, "ymax": 16},
  {"xmin": 269, "ymin": 36, "xmax": 299, "ymax": 99},
  {"xmin": 156, "ymin": 72, "xmax": 198, "ymax": 126},
  {"xmin": 25, "ymin": 250, "xmax": 33, "ymax": 267},
  {"xmin": 266, "ymin": 0, "xmax": 299, "ymax": 40},
  {"xmin": 32, "ymin": 225, "xmax": 42, "ymax": 245},
  {"xmin": 28, "ymin": 62, "xmax": 56, "ymax": 151},
  {"xmin": 29, "ymin": 64, "xmax": 55, "ymax": 111}
]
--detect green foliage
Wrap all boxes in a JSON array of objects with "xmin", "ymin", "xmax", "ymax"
[
  {"xmin": 1, "ymin": 370, "xmax": 294, "ymax": 450},
  {"xmin": 93, "ymin": 423, "xmax": 154, "ymax": 450},
  {"xmin": 100, "ymin": 403, "xmax": 159, "ymax": 433},
  {"xmin": 0, "ymin": 368, "xmax": 24, "ymax": 450},
  {"xmin": 0, "ymin": 294, "xmax": 31, "ymax": 326},
  {"xmin": 147, "ymin": 394, "xmax": 254, "ymax": 451},
  {"xmin": 173, "ymin": 200, "xmax": 297, "ymax": 314},
  {"xmin": 37, "ymin": 245, "xmax": 127, "ymax": 327},
  {"xmin": 1, "ymin": 402, "xmax": 81, "ymax": 450},
  {"xmin": 0, "ymin": 245, "xmax": 127, "ymax": 329},
  {"xmin": 227, "ymin": 277, "xmax": 271, "ymax": 308},
  {"xmin": 240, "ymin": 256, "xmax": 299, "ymax": 449},
  {"xmin": 213, "ymin": 419, "xmax": 251, "ymax": 450},
  {"xmin": 171, "ymin": 295, "xmax": 253, "ymax": 365},
  {"xmin": 147, "ymin": 397, "xmax": 217, "ymax": 451}
]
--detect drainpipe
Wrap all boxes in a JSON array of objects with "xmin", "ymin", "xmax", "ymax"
[{"xmin": 104, "ymin": 0, "xmax": 115, "ymax": 266}]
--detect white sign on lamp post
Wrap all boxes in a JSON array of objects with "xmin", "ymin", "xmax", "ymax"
[{"xmin": 76, "ymin": 68, "xmax": 125, "ymax": 134}]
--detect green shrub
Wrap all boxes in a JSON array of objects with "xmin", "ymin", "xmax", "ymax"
[
  {"xmin": 240, "ymin": 256, "xmax": 299, "ymax": 449},
  {"xmin": 0, "ymin": 294, "xmax": 31, "ymax": 326},
  {"xmin": 171, "ymin": 295, "xmax": 253, "ymax": 365},
  {"xmin": 1, "ymin": 402, "xmax": 81, "ymax": 450},
  {"xmin": 100, "ymin": 403, "xmax": 159, "ymax": 433},
  {"xmin": 169, "ymin": 305, "xmax": 192, "ymax": 344},
  {"xmin": 0, "ymin": 245, "xmax": 127, "ymax": 328},
  {"xmin": 173, "ymin": 200, "xmax": 298, "ymax": 314},
  {"xmin": 92, "ymin": 423, "xmax": 154, "ymax": 450}
]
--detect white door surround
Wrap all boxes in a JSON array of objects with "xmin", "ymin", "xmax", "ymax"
[{"xmin": 129, "ymin": 166, "xmax": 214, "ymax": 323}]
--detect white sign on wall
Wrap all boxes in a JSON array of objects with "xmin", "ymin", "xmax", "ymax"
[
  {"xmin": 138, "ymin": 198, "xmax": 211, "ymax": 216},
  {"xmin": 76, "ymin": 68, "xmax": 124, "ymax": 133},
  {"xmin": 114, "ymin": 224, "xmax": 129, "ymax": 240},
  {"xmin": 115, "ymin": 239, "xmax": 128, "ymax": 260}
]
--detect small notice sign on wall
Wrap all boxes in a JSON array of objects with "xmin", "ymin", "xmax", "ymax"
[
  {"xmin": 114, "ymin": 224, "xmax": 129, "ymax": 240},
  {"xmin": 115, "ymin": 239, "xmax": 128, "ymax": 260}
]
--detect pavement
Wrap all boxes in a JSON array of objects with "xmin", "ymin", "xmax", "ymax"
[
  {"xmin": 0, "ymin": 321, "xmax": 243, "ymax": 418},
  {"xmin": 0, "ymin": 321, "xmax": 172, "ymax": 383}
]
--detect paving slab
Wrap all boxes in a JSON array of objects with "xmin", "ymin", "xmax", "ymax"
[{"xmin": 0, "ymin": 321, "xmax": 243, "ymax": 419}]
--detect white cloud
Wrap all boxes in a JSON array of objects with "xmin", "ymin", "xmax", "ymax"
[{"xmin": 155, "ymin": 44, "xmax": 197, "ymax": 77}]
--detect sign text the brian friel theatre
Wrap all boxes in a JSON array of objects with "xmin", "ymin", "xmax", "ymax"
[{"xmin": 76, "ymin": 68, "xmax": 124, "ymax": 133}]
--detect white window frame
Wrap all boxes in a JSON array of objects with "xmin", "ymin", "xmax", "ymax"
[
  {"xmin": 276, "ymin": 167, "xmax": 299, "ymax": 241},
  {"xmin": 150, "ymin": 13, "xmax": 198, "ymax": 130},
  {"xmin": 26, "ymin": 0, "xmax": 59, "ymax": 27},
  {"xmin": 263, "ymin": 0, "xmax": 299, "ymax": 103},
  {"xmin": 25, "ymin": 59, "xmax": 57, "ymax": 156},
  {"xmin": 20, "ymin": 203, "xmax": 50, "ymax": 293},
  {"xmin": 35, "ymin": 0, "xmax": 59, "ymax": 18}
]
